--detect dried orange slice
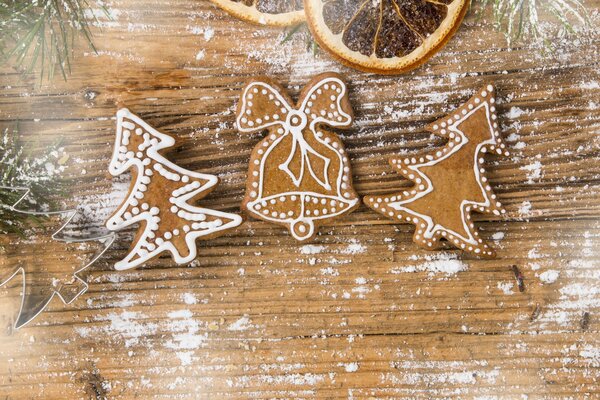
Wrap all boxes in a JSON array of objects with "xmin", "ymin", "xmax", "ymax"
[
  {"xmin": 210, "ymin": 0, "xmax": 305, "ymax": 26},
  {"xmin": 304, "ymin": 0, "xmax": 469, "ymax": 73}
]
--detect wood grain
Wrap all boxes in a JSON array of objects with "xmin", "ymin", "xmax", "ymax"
[{"xmin": 1, "ymin": 0, "xmax": 599, "ymax": 398}]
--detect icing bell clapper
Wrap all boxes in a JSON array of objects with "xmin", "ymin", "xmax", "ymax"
[{"xmin": 278, "ymin": 109, "xmax": 331, "ymax": 190}]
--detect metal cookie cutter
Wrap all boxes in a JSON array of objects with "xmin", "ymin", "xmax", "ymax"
[{"xmin": 0, "ymin": 185, "xmax": 116, "ymax": 329}]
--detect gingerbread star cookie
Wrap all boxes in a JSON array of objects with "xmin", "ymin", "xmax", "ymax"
[
  {"xmin": 106, "ymin": 109, "xmax": 243, "ymax": 270},
  {"xmin": 364, "ymin": 85, "xmax": 509, "ymax": 257},
  {"xmin": 237, "ymin": 72, "xmax": 359, "ymax": 241}
]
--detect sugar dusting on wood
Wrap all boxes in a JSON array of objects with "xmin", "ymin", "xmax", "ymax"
[{"xmin": 0, "ymin": 1, "xmax": 599, "ymax": 398}]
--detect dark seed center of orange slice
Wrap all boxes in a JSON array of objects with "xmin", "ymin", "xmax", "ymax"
[{"xmin": 322, "ymin": 0, "xmax": 454, "ymax": 58}]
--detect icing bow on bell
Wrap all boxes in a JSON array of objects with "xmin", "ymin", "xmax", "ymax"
[{"xmin": 237, "ymin": 77, "xmax": 353, "ymax": 190}]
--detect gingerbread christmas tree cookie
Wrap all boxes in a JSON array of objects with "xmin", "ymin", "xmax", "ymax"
[
  {"xmin": 237, "ymin": 72, "xmax": 359, "ymax": 241},
  {"xmin": 364, "ymin": 85, "xmax": 509, "ymax": 257},
  {"xmin": 106, "ymin": 109, "xmax": 243, "ymax": 270}
]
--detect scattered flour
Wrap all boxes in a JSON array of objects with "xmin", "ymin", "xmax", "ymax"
[
  {"xmin": 497, "ymin": 281, "xmax": 514, "ymax": 295},
  {"xmin": 518, "ymin": 201, "xmax": 533, "ymax": 218},
  {"xmin": 341, "ymin": 362, "xmax": 359, "ymax": 373},
  {"xmin": 320, "ymin": 267, "xmax": 339, "ymax": 276},
  {"xmin": 228, "ymin": 315, "xmax": 254, "ymax": 331},
  {"xmin": 580, "ymin": 80, "xmax": 600, "ymax": 90},
  {"xmin": 187, "ymin": 25, "xmax": 214, "ymax": 41},
  {"xmin": 340, "ymin": 239, "xmax": 367, "ymax": 255},
  {"xmin": 300, "ymin": 245, "xmax": 326, "ymax": 255},
  {"xmin": 392, "ymin": 253, "xmax": 468, "ymax": 278},
  {"xmin": 492, "ymin": 232, "xmax": 505, "ymax": 241},
  {"xmin": 521, "ymin": 161, "xmax": 543, "ymax": 183},
  {"xmin": 181, "ymin": 293, "xmax": 198, "ymax": 305},
  {"xmin": 164, "ymin": 309, "xmax": 207, "ymax": 365},
  {"xmin": 75, "ymin": 311, "xmax": 158, "ymax": 348},
  {"xmin": 580, "ymin": 345, "xmax": 600, "ymax": 365},
  {"xmin": 539, "ymin": 270, "xmax": 559, "ymax": 284},
  {"xmin": 506, "ymin": 106, "xmax": 527, "ymax": 119}
]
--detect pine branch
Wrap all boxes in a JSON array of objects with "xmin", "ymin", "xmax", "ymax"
[
  {"xmin": 475, "ymin": 0, "xmax": 590, "ymax": 46},
  {"xmin": 281, "ymin": 22, "xmax": 320, "ymax": 55},
  {"xmin": 0, "ymin": 125, "xmax": 66, "ymax": 236},
  {"xmin": 0, "ymin": 0, "xmax": 107, "ymax": 81}
]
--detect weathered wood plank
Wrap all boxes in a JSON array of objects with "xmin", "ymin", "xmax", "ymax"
[{"xmin": 1, "ymin": 0, "xmax": 599, "ymax": 398}]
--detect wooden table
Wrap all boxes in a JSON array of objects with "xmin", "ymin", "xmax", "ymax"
[{"xmin": 1, "ymin": 0, "xmax": 599, "ymax": 398}]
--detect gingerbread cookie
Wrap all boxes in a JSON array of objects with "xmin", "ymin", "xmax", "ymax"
[
  {"xmin": 106, "ymin": 109, "xmax": 243, "ymax": 270},
  {"xmin": 364, "ymin": 85, "xmax": 509, "ymax": 257},
  {"xmin": 237, "ymin": 72, "xmax": 359, "ymax": 241}
]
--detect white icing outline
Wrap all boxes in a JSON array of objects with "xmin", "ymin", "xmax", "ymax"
[
  {"xmin": 387, "ymin": 101, "xmax": 494, "ymax": 245},
  {"xmin": 238, "ymin": 77, "xmax": 352, "ymax": 190},
  {"xmin": 368, "ymin": 85, "xmax": 507, "ymax": 256},
  {"xmin": 106, "ymin": 109, "xmax": 242, "ymax": 270},
  {"xmin": 237, "ymin": 77, "xmax": 358, "ymax": 241}
]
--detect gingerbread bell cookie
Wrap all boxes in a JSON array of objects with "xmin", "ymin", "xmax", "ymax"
[
  {"xmin": 106, "ymin": 109, "xmax": 243, "ymax": 270},
  {"xmin": 365, "ymin": 85, "xmax": 509, "ymax": 257},
  {"xmin": 237, "ymin": 72, "xmax": 359, "ymax": 241}
]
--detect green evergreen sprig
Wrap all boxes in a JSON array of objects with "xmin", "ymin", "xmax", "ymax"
[
  {"xmin": 0, "ymin": 0, "xmax": 106, "ymax": 81},
  {"xmin": 476, "ymin": 0, "xmax": 590, "ymax": 45},
  {"xmin": 0, "ymin": 125, "xmax": 65, "ymax": 236}
]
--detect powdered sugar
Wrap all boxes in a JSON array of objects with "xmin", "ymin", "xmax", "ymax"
[
  {"xmin": 392, "ymin": 253, "xmax": 468, "ymax": 278},
  {"xmin": 539, "ymin": 270, "xmax": 559, "ymax": 284}
]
